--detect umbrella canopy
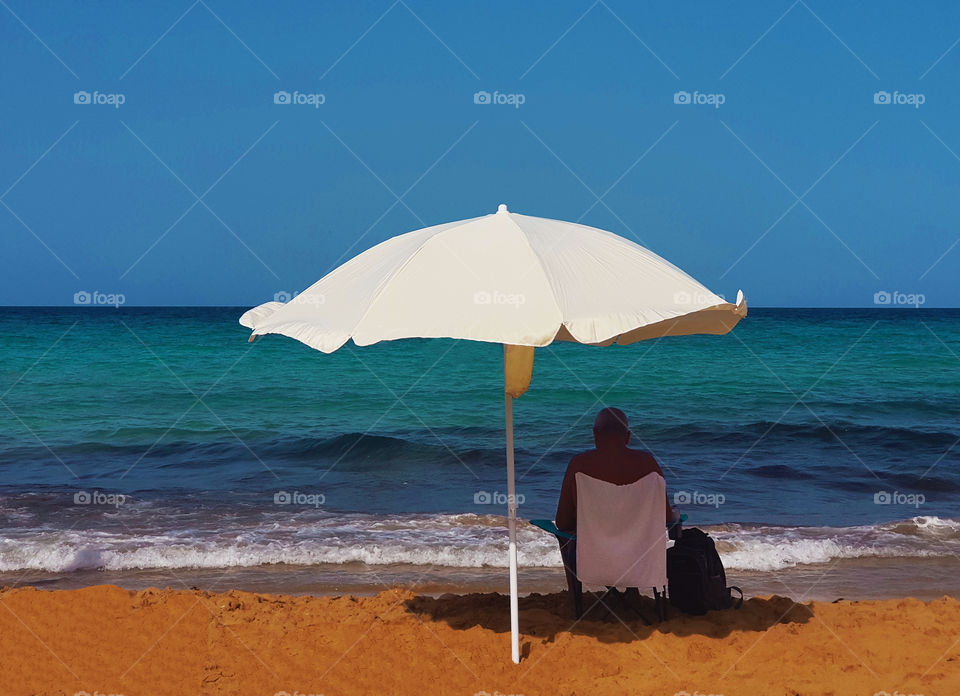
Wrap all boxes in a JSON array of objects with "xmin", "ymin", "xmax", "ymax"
[
  {"xmin": 240, "ymin": 204, "xmax": 747, "ymax": 663},
  {"xmin": 240, "ymin": 204, "xmax": 745, "ymax": 354}
]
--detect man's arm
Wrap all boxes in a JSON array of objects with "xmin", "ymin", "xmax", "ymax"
[
  {"xmin": 555, "ymin": 458, "xmax": 580, "ymax": 533},
  {"xmin": 645, "ymin": 452, "xmax": 675, "ymax": 524},
  {"xmin": 660, "ymin": 477, "xmax": 676, "ymax": 524}
]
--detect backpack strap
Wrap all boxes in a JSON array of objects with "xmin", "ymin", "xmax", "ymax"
[{"xmin": 729, "ymin": 586, "xmax": 744, "ymax": 609}]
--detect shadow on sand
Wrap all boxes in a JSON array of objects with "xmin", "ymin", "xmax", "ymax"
[{"xmin": 405, "ymin": 590, "xmax": 813, "ymax": 645}]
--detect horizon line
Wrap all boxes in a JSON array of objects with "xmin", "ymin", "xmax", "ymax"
[{"xmin": 1, "ymin": 304, "xmax": 957, "ymax": 310}]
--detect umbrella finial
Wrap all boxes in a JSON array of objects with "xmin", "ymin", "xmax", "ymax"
[{"xmin": 497, "ymin": 203, "xmax": 508, "ymax": 214}]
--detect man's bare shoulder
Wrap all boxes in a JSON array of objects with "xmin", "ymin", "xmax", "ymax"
[
  {"xmin": 565, "ymin": 450, "xmax": 597, "ymax": 472},
  {"xmin": 626, "ymin": 448, "xmax": 662, "ymax": 470},
  {"xmin": 626, "ymin": 447, "xmax": 656, "ymax": 459}
]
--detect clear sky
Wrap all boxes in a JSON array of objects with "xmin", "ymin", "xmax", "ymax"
[{"xmin": 2, "ymin": 1, "xmax": 959, "ymax": 307}]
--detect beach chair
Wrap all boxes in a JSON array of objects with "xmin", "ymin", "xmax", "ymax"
[{"xmin": 531, "ymin": 471, "xmax": 679, "ymax": 622}]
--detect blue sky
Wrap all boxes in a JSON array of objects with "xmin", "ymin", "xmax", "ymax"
[{"xmin": 2, "ymin": 0, "xmax": 959, "ymax": 307}]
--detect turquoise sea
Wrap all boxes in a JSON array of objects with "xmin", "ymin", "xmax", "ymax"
[{"xmin": 1, "ymin": 307, "xmax": 958, "ymax": 598}]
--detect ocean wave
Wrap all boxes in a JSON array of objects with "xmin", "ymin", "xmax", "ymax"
[
  {"xmin": 0, "ymin": 432, "xmax": 511, "ymax": 470},
  {"xmin": 654, "ymin": 421, "xmax": 960, "ymax": 451},
  {"xmin": 2, "ymin": 419, "xmax": 956, "ymax": 469},
  {"xmin": 1, "ymin": 513, "xmax": 958, "ymax": 574},
  {"xmin": 712, "ymin": 516, "xmax": 960, "ymax": 571},
  {"xmin": 0, "ymin": 512, "xmax": 560, "ymax": 572}
]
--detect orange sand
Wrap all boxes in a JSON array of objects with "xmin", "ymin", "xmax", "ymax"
[{"xmin": 1, "ymin": 585, "xmax": 957, "ymax": 695}]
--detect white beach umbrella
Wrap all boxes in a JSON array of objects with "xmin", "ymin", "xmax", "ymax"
[{"xmin": 240, "ymin": 203, "xmax": 747, "ymax": 663}]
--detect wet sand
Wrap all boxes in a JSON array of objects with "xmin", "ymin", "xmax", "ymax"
[{"xmin": 5, "ymin": 554, "xmax": 959, "ymax": 601}]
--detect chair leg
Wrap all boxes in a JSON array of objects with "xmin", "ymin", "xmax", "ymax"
[
  {"xmin": 652, "ymin": 585, "xmax": 668, "ymax": 621},
  {"xmin": 605, "ymin": 586, "xmax": 622, "ymax": 619},
  {"xmin": 558, "ymin": 538, "xmax": 582, "ymax": 619}
]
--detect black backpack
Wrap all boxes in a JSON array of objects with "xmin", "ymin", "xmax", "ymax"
[{"xmin": 667, "ymin": 527, "xmax": 743, "ymax": 615}]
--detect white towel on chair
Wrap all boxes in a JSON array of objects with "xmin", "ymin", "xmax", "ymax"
[{"xmin": 575, "ymin": 471, "xmax": 668, "ymax": 590}]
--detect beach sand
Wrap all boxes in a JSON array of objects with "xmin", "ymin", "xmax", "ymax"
[{"xmin": 1, "ymin": 585, "xmax": 957, "ymax": 696}]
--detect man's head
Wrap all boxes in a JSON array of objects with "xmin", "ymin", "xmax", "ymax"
[{"xmin": 593, "ymin": 407, "xmax": 630, "ymax": 447}]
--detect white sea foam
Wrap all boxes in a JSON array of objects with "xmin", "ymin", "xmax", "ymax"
[
  {"xmin": 1, "ymin": 514, "xmax": 957, "ymax": 573},
  {"xmin": 713, "ymin": 533, "xmax": 932, "ymax": 571},
  {"xmin": 712, "ymin": 516, "xmax": 960, "ymax": 571},
  {"xmin": 0, "ymin": 515, "xmax": 561, "ymax": 572}
]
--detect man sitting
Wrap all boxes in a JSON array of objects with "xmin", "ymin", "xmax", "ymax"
[
  {"xmin": 555, "ymin": 407, "xmax": 675, "ymax": 593},
  {"xmin": 556, "ymin": 407, "xmax": 675, "ymax": 533}
]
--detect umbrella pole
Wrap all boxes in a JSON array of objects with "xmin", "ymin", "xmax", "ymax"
[{"xmin": 505, "ymin": 392, "xmax": 520, "ymax": 664}]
